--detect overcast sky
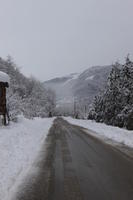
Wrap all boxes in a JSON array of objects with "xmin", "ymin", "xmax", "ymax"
[{"xmin": 0, "ymin": 0, "xmax": 133, "ymax": 81}]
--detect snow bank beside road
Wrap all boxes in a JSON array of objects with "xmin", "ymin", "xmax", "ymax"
[
  {"xmin": 65, "ymin": 117, "xmax": 133, "ymax": 148},
  {"xmin": 0, "ymin": 116, "xmax": 54, "ymax": 200}
]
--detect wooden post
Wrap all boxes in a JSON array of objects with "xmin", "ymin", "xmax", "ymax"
[
  {"xmin": 0, "ymin": 82, "xmax": 8, "ymax": 125},
  {"xmin": 3, "ymin": 114, "xmax": 6, "ymax": 125}
]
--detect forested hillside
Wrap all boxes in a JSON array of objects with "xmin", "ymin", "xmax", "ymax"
[
  {"xmin": 88, "ymin": 56, "xmax": 133, "ymax": 130},
  {"xmin": 0, "ymin": 56, "xmax": 55, "ymax": 120},
  {"xmin": 44, "ymin": 65, "xmax": 112, "ymax": 116}
]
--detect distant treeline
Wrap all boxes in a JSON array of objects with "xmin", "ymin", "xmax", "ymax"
[
  {"xmin": 0, "ymin": 56, "xmax": 55, "ymax": 121},
  {"xmin": 88, "ymin": 56, "xmax": 133, "ymax": 130}
]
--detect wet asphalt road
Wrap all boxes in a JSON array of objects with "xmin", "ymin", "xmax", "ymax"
[{"xmin": 13, "ymin": 118, "xmax": 133, "ymax": 200}]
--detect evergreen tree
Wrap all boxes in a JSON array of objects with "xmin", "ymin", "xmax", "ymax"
[{"xmin": 89, "ymin": 56, "xmax": 133, "ymax": 130}]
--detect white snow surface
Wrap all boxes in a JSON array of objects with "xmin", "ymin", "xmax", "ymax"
[
  {"xmin": 0, "ymin": 116, "xmax": 54, "ymax": 200},
  {"xmin": 0, "ymin": 71, "xmax": 10, "ymax": 83},
  {"xmin": 71, "ymin": 73, "xmax": 79, "ymax": 80},
  {"xmin": 85, "ymin": 75, "xmax": 94, "ymax": 81},
  {"xmin": 63, "ymin": 73, "xmax": 79, "ymax": 85},
  {"xmin": 64, "ymin": 117, "xmax": 133, "ymax": 148}
]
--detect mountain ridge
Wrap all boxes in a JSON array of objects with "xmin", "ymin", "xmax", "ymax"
[{"xmin": 43, "ymin": 65, "xmax": 113, "ymax": 113}]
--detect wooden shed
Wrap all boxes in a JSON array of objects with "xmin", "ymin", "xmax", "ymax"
[{"xmin": 0, "ymin": 71, "xmax": 10, "ymax": 125}]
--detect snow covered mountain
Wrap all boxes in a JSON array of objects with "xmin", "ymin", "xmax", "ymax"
[{"xmin": 44, "ymin": 65, "xmax": 112, "ymax": 107}]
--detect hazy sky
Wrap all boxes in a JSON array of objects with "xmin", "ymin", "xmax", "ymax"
[{"xmin": 0, "ymin": 0, "xmax": 133, "ymax": 81}]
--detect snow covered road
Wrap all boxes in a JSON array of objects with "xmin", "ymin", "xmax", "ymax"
[
  {"xmin": 10, "ymin": 118, "xmax": 133, "ymax": 200},
  {"xmin": 64, "ymin": 117, "xmax": 133, "ymax": 148},
  {"xmin": 0, "ymin": 116, "xmax": 54, "ymax": 200}
]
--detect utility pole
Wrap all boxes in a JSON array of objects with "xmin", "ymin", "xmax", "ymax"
[
  {"xmin": 73, "ymin": 98, "xmax": 77, "ymax": 118},
  {"xmin": 84, "ymin": 105, "xmax": 87, "ymax": 119}
]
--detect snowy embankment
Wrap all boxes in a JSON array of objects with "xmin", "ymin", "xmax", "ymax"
[
  {"xmin": 65, "ymin": 117, "xmax": 133, "ymax": 148},
  {"xmin": 0, "ymin": 116, "xmax": 54, "ymax": 200}
]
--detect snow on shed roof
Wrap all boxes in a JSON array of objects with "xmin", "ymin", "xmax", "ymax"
[{"xmin": 0, "ymin": 71, "xmax": 10, "ymax": 84}]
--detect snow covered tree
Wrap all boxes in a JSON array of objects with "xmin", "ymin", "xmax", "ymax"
[
  {"xmin": 0, "ymin": 56, "xmax": 56, "ymax": 120},
  {"xmin": 89, "ymin": 56, "xmax": 133, "ymax": 130}
]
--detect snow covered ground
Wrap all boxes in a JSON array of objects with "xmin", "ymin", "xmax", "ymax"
[
  {"xmin": 2, "ymin": 116, "xmax": 133, "ymax": 199},
  {"xmin": 65, "ymin": 117, "xmax": 133, "ymax": 148},
  {"xmin": 0, "ymin": 116, "xmax": 54, "ymax": 200}
]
